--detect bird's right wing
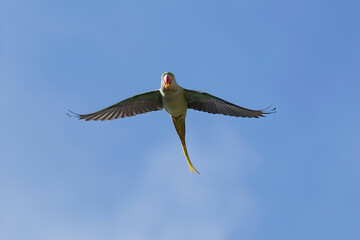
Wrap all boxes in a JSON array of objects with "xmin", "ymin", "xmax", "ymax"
[
  {"xmin": 184, "ymin": 89, "xmax": 275, "ymax": 118},
  {"xmin": 68, "ymin": 90, "xmax": 163, "ymax": 121}
]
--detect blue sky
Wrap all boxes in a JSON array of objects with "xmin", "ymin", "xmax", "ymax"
[{"xmin": 1, "ymin": 0, "xmax": 359, "ymax": 239}]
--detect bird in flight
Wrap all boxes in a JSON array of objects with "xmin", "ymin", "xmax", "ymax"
[{"xmin": 68, "ymin": 72, "xmax": 275, "ymax": 174}]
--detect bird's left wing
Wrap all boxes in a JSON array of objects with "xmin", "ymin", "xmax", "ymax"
[
  {"xmin": 68, "ymin": 90, "xmax": 163, "ymax": 121},
  {"xmin": 184, "ymin": 89, "xmax": 275, "ymax": 118}
]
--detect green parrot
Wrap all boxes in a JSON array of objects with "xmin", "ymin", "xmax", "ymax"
[{"xmin": 69, "ymin": 72, "xmax": 275, "ymax": 174}]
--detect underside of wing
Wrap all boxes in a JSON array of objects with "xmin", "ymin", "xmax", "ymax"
[
  {"xmin": 68, "ymin": 90, "xmax": 163, "ymax": 121},
  {"xmin": 184, "ymin": 89, "xmax": 275, "ymax": 118}
]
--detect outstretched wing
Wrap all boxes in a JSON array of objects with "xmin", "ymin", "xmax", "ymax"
[
  {"xmin": 68, "ymin": 90, "xmax": 163, "ymax": 121},
  {"xmin": 184, "ymin": 89, "xmax": 275, "ymax": 118}
]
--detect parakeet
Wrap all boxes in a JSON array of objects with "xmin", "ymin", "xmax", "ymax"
[{"xmin": 68, "ymin": 72, "xmax": 275, "ymax": 174}]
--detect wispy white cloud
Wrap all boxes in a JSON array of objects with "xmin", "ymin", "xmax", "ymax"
[{"xmin": 1, "ymin": 122, "xmax": 262, "ymax": 240}]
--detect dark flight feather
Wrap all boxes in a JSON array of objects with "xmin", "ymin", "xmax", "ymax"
[
  {"xmin": 68, "ymin": 90, "xmax": 163, "ymax": 121},
  {"xmin": 184, "ymin": 89, "xmax": 276, "ymax": 118}
]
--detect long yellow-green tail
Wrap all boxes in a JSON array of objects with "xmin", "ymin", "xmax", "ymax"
[{"xmin": 172, "ymin": 116, "xmax": 200, "ymax": 174}]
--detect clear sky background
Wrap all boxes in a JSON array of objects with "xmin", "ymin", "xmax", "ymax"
[{"xmin": 1, "ymin": 0, "xmax": 359, "ymax": 239}]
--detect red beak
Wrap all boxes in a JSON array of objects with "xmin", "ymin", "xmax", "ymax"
[{"xmin": 164, "ymin": 74, "xmax": 172, "ymax": 89}]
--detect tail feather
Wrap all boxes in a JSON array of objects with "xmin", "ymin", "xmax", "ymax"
[
  {"xmin": 172, "ymin": 116, "xmax": 200, "ymax": 174},
  {"xmin": 181, "ymin": 141, "xmax": 200, "ymax": 174}
]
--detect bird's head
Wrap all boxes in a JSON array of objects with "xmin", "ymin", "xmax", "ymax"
[{"xmin": 161, "ymin": 72, "xmax": 175, "ymax": 90}]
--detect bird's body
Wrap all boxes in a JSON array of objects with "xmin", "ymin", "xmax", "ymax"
[
  {"xmin": 160, "ymin": 85, "xmax": 187, "ymax": 118},
  {"xmin": 69, "ymin": 72, "xmax": 275, "ymax": 174}
]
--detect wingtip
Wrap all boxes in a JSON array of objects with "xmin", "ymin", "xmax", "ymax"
[
  {"xmin": 67, "ymin": 109, "xmax": 81, "ymax": 119},
  {"xmin": 262, "ymin": 106, "xmax": 277, "ymax": 115}
]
